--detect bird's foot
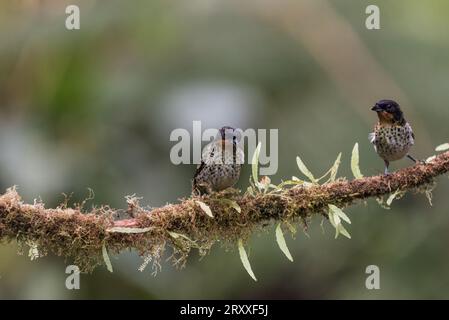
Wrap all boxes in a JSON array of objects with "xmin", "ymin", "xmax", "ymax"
[{"xmin": 407, "ymin": 154, "xmax": 426, "ymax": 165}]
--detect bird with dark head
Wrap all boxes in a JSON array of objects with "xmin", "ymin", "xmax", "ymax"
[
  {"xmin": 193, "ymin": 126, "xmax": 244, "ymax": 195},
  {"xmin": 369, "ymin": 99, "xmax": 417, "ymax": 174}
]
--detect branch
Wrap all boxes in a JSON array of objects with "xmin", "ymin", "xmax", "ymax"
[{"xmin": 1, "ymin": 151, "xmax": 448, "ymax": 272}]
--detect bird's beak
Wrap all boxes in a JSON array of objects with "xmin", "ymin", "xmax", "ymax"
[{"xmin": 371, "ymin": 105, "xmax": 383, "ymax": 112}]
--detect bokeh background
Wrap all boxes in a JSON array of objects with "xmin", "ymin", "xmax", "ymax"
[{"xmin": 1, "ymin": 0, "xmax": 449, "ymax": 299}]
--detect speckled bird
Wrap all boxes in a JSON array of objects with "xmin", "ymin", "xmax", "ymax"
[
  {"xmin": 369, "ymin": 99, "xmax": 417, "ymax": 174},
  {"xmin": 193, "ymin": 126, "xmax": 244, "ymax": 195}
]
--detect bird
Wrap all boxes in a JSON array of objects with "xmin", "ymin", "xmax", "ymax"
[
  {"xmin": 193, "ymin": 126, "xmax": 244, "ymax": 195},
  {"xmin": 369, "ymin": 99, "xmax": 417, "ymax": 174}
]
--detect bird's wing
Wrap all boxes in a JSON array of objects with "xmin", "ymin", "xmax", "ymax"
[
  {"xmin": 368, "ymin": 132, "xmax": 378, "ymax": 152},
  {"xmin": 192, "ymin": 160, "xmax": 206, "ymax": 194},
  {"xmin": 368, "ymin": 132, "xmax": 376, "ymax": 144},
  {"xmin": 194, "ymin": 145, "xmax": 215, "ymax": 180},
  {"xmin": 406, "ymin": 123, "xmax": 415, "ymax": 143},
  {"xmin": 193, "ymin": 161, "xmax": 205, "ymax": 180}
]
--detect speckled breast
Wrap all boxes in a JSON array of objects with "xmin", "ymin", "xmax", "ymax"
[{"xmin": 374, "ymin": 124, "xmax": 414, "ymax": 161}]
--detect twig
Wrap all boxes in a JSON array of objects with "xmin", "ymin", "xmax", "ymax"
[{"xmin": 0, "ymin": 151, "xmax": 448, "ymax": 272}]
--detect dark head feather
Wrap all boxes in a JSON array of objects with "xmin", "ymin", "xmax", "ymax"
[
  {"xmin": 371, "ymin": 99, "xmax": 404, "ymax": 124},
  {"xmin": 217, "ymin": 126, "xmax": 242, "ymax": 143}
]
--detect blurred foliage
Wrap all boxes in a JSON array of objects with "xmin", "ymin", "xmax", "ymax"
[{"xmin": 1, "ymin": 0, "xmax": 449, "ymax": 299}]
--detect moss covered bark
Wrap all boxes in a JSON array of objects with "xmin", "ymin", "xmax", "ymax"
[{"xmin": 1, "ymin": 151, "xmax": 448, "ymax": 272}]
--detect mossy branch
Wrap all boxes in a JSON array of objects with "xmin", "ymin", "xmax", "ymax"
[{"xmin": 1, "ymin": 150, "xmax": 449, "ymax": 273}]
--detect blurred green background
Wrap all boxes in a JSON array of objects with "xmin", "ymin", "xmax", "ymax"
[{"xmin": 1, "ymin": 0, "xmax": 449, "ymax": 299}]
